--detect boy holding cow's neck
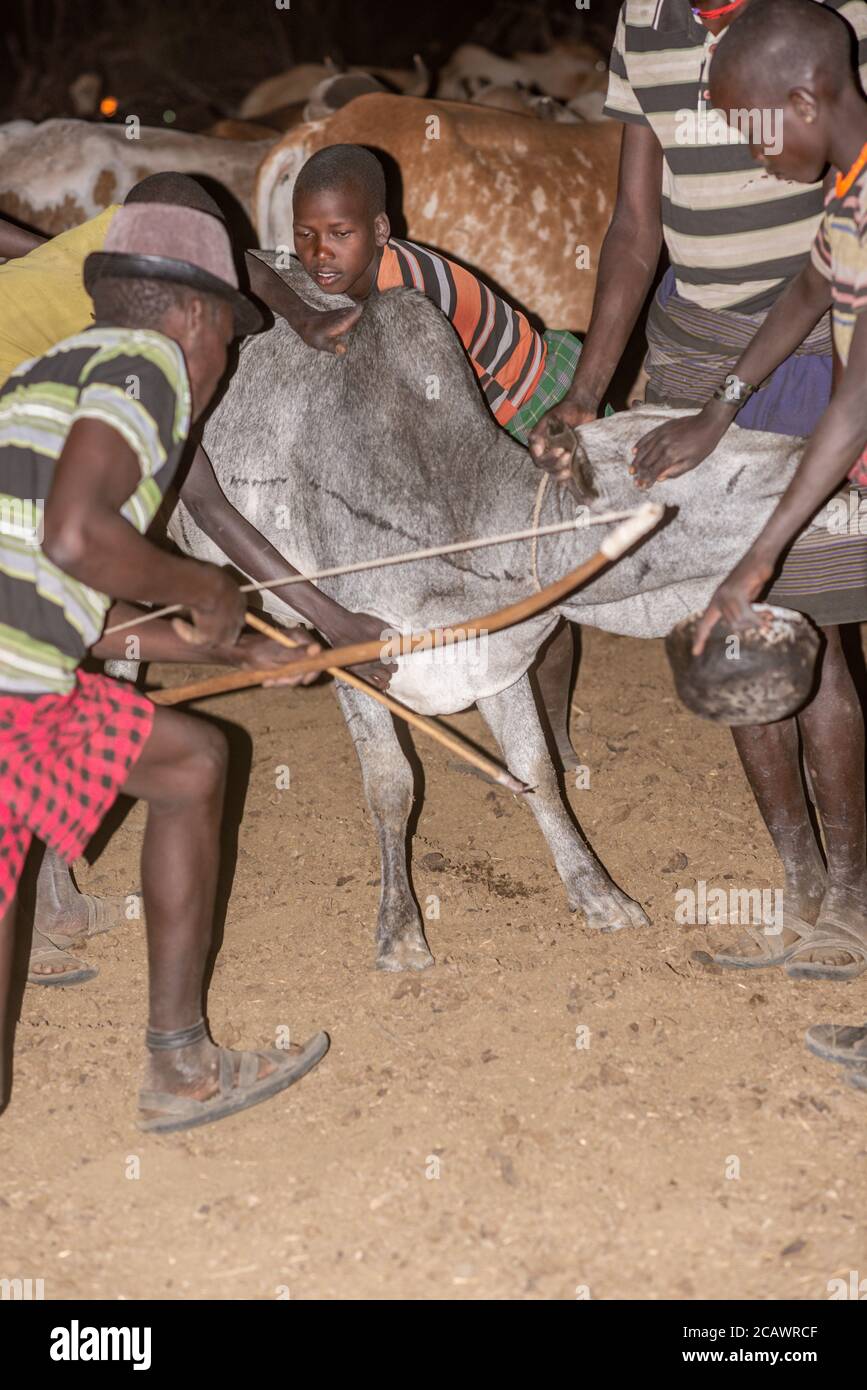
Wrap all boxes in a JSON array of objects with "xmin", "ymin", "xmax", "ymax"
[
  {"xmin": 279, "ymin": 141, "xmax": 586, "ymax": 773},
  {"xmin": 285, "ymin": 142, "xmax": 583, "ymax": 448}
]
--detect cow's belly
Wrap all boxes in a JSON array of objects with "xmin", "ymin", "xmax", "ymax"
[
  {"xmin": 383, "ymin": 613, "xmax": 559, "ymax": 715},
  {"xmin": 169, "ymin": 503, "xmax": 557, "ymax": 715}
]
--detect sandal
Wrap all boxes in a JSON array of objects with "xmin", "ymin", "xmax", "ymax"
[
  {"xmin": 784, "ymin": 931, "xmax": 867, "ymax": 983},
  {"xmin": 844, "ymin": 1063, "xmax": 867, "ymax": 1093},
  {"xmin": 27, "ymin": 927, "xmax": 98, "ymax": 987},
  {"xmin": 711, "ymin": 915, "xmax": 817, "ymax": 971},
  {"xmin": 805, "ymin": 1023, "xmax": 867, "ymax": 1066},
  {"xmin": 138, "ymin": 1032, "xmax": 330, "ymax": 1133},
  {"xmin": 785, "ymin": 891, "xmax": 867, "ymax": 982}
]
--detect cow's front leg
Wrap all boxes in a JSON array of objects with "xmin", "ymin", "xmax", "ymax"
[
  {"xmin": 335, "ymin": 684, "xmax": 434, "ymax": 971},
  {"xmin": 477, "ymin": 674, "xmax": 649, "ymax": 932}
]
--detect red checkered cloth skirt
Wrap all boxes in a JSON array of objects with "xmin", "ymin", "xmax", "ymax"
[{"xmin": 0, "ymin": 671, "xmax": 154, "ymax": 913}]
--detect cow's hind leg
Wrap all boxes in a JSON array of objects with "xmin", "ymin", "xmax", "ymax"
[
  {"xmin": 477, "ymin": 674, "xmax": 649, "ymax": 932},
  {"xmin": 335, "ymin": 684, "xmax": 434, "ymax": 971}
]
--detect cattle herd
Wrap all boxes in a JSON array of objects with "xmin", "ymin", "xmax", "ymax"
[{"xmin": 0, "ymin": 38, "xmax": 616, "ymax": 333}]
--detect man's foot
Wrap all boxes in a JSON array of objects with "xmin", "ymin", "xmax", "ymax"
[
  {"xmin": 35, "ymin": 850, "xmax": 128, "ymax": 943},
  {"xmin": 138, "ymin": 1030, "xmax": 329, "ymax": 1133},
  {"xmin": 785, "ymin": 882, "xmax": 867, "ymax": 980},
  {"xmin": 708, "ymin": 884, "xmax": 823, "ymax": 969},
  {"xmin": 27, "ymin": 927, "xmax": 98, "ymax": 986},
  {"xmin": 31, "ymin": 852, "xmax": 132, "ymax": 984}
]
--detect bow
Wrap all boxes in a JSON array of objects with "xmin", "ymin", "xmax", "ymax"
[{"xmin": 152, "ymin": 502, "xmax": 663, "ymax": 707}]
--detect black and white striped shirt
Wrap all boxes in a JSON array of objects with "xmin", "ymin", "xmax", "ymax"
[{"xmin": 603, "ymin": 0, "xmax": 867, "ymax": 311}]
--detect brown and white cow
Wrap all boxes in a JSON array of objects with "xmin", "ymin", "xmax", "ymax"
[
  {"xmin": 253, "ymin": 93, "xmax": 621, "ymax": 333},
  {"xmin": 513, "ymin": 40, "xmax": 610, "ymax": 101},
  {"xmin": 436, "ymin": 39, "xmax": 608, "ymax": 103},
  {"xmin": 239, "ymin": 62, "xmax": 339, "ymax": 118},
  {"xmin": 240, "ymin": 56, "xmax": 428, "ymax": 120},
  {"xmin": 0, "ymin": 118, "xmax": 273, "ymax": 235}
]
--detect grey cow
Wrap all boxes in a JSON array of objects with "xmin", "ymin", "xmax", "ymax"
[{"xmin": 168, "ymin": 259, "xmax": 814, "ymax": 971}]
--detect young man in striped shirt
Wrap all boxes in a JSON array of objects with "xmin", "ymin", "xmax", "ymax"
[
  {"xmin": 288, "ymin": 143, "xmax": 583, "ymax": 448},
  {"xmin": 531, "ymin": 0, "xmax": 867, "ymax": 980},
  {"xmin": 0, "ymin": 173, "xmax": 393, "ymax": 985}
]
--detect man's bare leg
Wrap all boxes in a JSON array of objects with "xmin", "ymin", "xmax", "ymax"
[
  {"xmin": 27, "ymin": 850, "xmax": 127, "ymax": 982},
  {"xmin": 29, "ymin": 657, "xmax": 142, "ymax": 982},
  {"xmin": 728, "ymin": 717, "xmax": 827, "ymax": 947},
  {"xmin": 795, "ymin": 624, "xmax": 867, "ymax": 966},
  {"xmin": 0, "ymin": 893, "xmax": 17, "ymax": 1112},
  {"xmin": 722, "ymin": 625, "xmax": 865, "ymax": 968},
  {"xmin": 124, "ymin": 707, "xmax": 323, "ymax": 1115}
]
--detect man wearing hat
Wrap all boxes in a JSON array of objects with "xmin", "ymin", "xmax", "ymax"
[
  {"xmin": 0, "ymin": 173, "xmax": 391, "ymax": 985},
  {"xmin": 0, "ymin": 200, "xmax": 330, "ymax": 1131}
]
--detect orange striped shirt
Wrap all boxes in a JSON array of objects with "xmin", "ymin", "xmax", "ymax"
[{"xmin": 376, "ymin": 239, "xmax": 547, "ymax": 427}]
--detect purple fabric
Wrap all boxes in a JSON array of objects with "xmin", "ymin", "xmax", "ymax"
[{"xmin": 656, "ymin": 267, "xmax": 832, "ymax": 438}]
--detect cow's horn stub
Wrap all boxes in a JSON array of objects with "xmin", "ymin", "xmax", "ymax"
[{"xmin": 664, "ymin": 604, "xmax": 820, "ymax": 726}]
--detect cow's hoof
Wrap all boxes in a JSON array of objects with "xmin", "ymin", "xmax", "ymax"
[
  {"xmin": 575, "ymin": 888, "xmax": 650, "ymax": 934},
  {"xmin": 375, "ymin": 930, "xmax": 434, "ymax": 972}
]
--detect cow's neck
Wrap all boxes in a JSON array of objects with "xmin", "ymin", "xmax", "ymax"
[{"xmin": 531, "ymin": 473, "xmax": 600, "ymax": 607}]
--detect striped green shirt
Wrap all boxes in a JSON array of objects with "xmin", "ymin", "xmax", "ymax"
[
  {"xmin": 604, "ymin": 0, "xmax": 867, "ymax": 312},
  {"xmin": 0, "ymin": 327, "xmax": 191, "ymax": 695}
]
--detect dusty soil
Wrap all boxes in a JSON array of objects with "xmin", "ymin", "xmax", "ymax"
[{"xmin": 2, "ymin": 628, "xmax": 866, "ymax": 1301}]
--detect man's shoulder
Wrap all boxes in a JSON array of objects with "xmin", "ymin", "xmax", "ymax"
[
  {"xmin": 2, "ymin": 326, "xmax": 191, "ymax": 432},
  {"xmin": 620, "ymin": 0, "xmax": 667, "ymax": 24},
  {"xmin": 819, "ymin": 0, "xmax": 867, "ymax": 17},
  {"xmin": 74, "ymin": 326, "xmax": 188, "ymax": 392},
  {"xmin": 853, "ymin": 166, "xmax": 867, "ymax": 234},
  {"xmin": 619, "ymin": 0, "xmax": 692, "ymax": 33}
]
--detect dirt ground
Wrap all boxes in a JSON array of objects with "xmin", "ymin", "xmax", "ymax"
[{"xmin": 2, "ymin": 628, "xmax": 866, "ymax": 1301}]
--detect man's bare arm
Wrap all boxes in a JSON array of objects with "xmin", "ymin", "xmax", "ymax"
[
  {"xmin": 529, "ymin": 122, "xmax": 663, "ymax": 470},
  {"xmin": 245, "ymin": 251, "xmax": 361, "ymax": 353},
  {"xmin": 179, "ymin": 443, "xmax": 393, "ymax": 686},
  {"xmin": 562, "ymin": 123, "xmax": 664, "ymax": 415},
  {"xmin": 631, "ymin": 261, "xmax": 833, "ymax": 486},
  {"xmin": 91, "ymin": 599, "xmax": 320, "ymax": 681},
  {"xmin": 44, "ymin": 419, "xmax": 245, "ymax": 648},
  {"xmin": 0, "ymin": 214, "xmax": 47, "ymax": 259},
  {"xmin": 693, "ymin": 311, "xmax": 867, "ymax": 651}
]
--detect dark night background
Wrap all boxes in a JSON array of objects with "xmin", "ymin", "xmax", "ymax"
[{"xmin": 1, "ymin": 0, "xmax": 621, "ymax": 126}]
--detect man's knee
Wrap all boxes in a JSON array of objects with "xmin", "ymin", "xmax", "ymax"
[{"xmin": 170, "ymin": 721, "xmax": 228, "ymax": 803}]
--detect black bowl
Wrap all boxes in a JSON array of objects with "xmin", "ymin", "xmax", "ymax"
[{"xmin": 665, "ymin": 604, "xmax": 821, "ymax": 726}]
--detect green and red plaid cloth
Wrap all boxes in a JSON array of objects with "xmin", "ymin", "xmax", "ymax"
[{"xmin": 506, "ymin": 329, "xmax": 583, "ymax": 445}]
